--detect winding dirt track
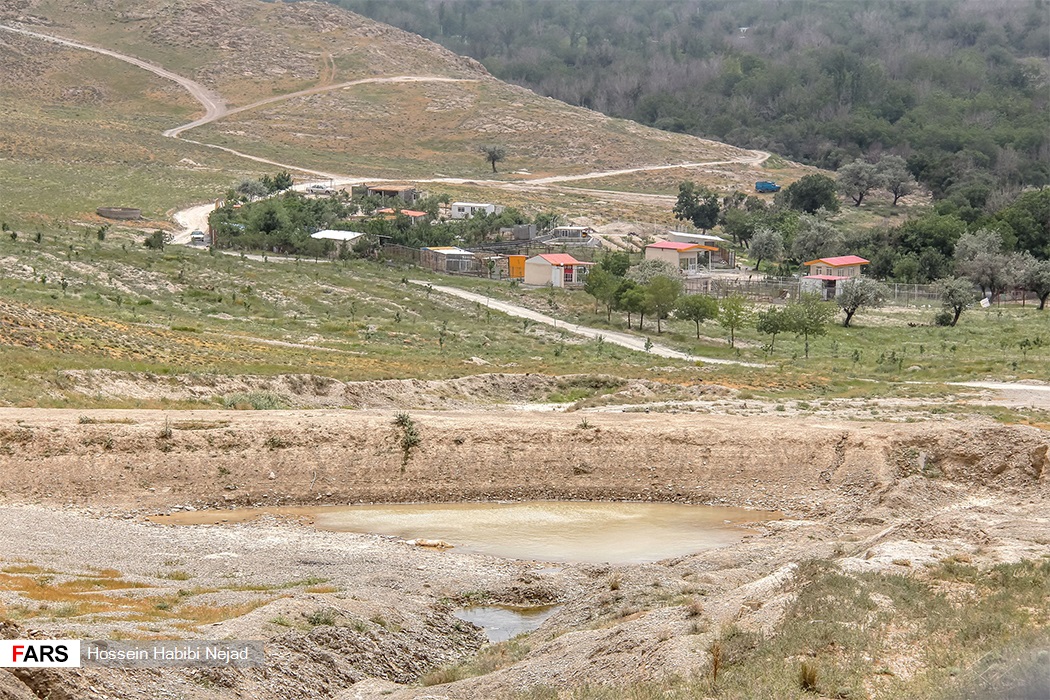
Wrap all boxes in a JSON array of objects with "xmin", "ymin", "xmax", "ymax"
[{"xmin": 0, "ymin": 22, "xmax": 769, "ymax": 234}]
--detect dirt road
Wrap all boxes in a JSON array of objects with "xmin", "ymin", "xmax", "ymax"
[
  {"xmin": 0, "ymin": 23, "xmax": 226, "ymax": 130},
  {"xmin": 414, "ymin": 281, "xmax": 766, "ymax": 366}
]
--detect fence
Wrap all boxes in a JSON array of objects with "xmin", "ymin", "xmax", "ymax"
[{"xmin": 683, "ymin": 276, "xmax": 951, "ymax": 307}]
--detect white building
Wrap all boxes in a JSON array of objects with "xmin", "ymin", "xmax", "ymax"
[{"xmin": 450, "ymin": 202, "xmax": 503, "ymax": 219}]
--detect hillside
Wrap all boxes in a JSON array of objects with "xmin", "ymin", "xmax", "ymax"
[
  {"xmin": 0, "ymin": 0, "xmax": 770, "ymax": 227},
  {"xmin": 338, "ymin": 0, "xmax": 1050, "ymax": 199}
]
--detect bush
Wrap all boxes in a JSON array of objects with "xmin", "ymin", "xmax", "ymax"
[
  {"xmin": 221, "ymin": 391, "xmax": 288, "ymax": 410},
  {"xmin": 933, "ymin": 310, "xmax": 954, "ymax": 326}
]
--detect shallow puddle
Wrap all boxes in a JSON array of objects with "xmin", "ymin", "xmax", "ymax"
[
  {"xmin": 153, "ymin": 501, "xmax": 780, "ymax": 564},
  {"xmin": 453, "ymin": 605, "xmax": 561, "ymax": 643}
]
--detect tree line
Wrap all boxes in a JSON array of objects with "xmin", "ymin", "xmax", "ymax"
[{"xmin": 334, "ymin": 0, "xmax": 1049, "ymax": 200}]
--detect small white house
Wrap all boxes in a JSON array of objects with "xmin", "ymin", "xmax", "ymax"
[
  {"xmin": 450, "ymin": 202, "xmax": 503, "ymax": 219},
  {"xmin": 523, "ymin": 253, "xmax": 592, "ymax": 288},
  {"xmin": 644, "ymin": 241, "xmax": 717, "ymax": 273}
]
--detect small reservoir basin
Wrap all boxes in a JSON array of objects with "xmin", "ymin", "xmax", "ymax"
[{"xmin": 154, "ymin": 501, "xmax": 780, "ymax": 564}]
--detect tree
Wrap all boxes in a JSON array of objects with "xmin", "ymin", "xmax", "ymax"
[
  {"xmin": 876, "ymin": 155, "xmax": 916, "ymax": 206},
  {"xmin": 749, "ymin": 227, "xmax": 784, "ymax": 272},
  {"xmin": 790, "ymin": 214, "xmax": 843, "ymax": 263},
  {"xmin": 836, "ymin": 278, "xmax": 888, "ymax": 327},
  {"xmin": 1018, "ymin": 255, "xmax": 1050, "ymax": 310},
  {"xmin": 935, "ymin": 277, "xmax": 977, "ymax": 326},
  {"xmin": 534, "ymin": 211, "xmax": 562, "ymax": 232},
  {"xmin": 261, "ymin": 171, "xmax": 294, "ymax": 193},
  {"xmin": 837, "ymin": 159, "xmax": 880, "ymax": 207},
  {"xmin": 480, "ymin": 145, "xmax": 506, "ymax": 172},
  {"xmin": 784, "ymin": 293, "xmax": 835, "ymax": 358},
  {"xmin": 584, "ymin": 265, "xmax": 620, "ymax": 320},
  {"xmin": 673, "ymin": 181, "xmax": 720, "ymax": 232},
  {"xmin": 143, "ymin": 230, "xmax": 166, "ymax": 250},
  {"xmin": 235, "ymin": 178, "xmax": 269, "ymax": 201},
  {"xmin": 646, "ymin": 275, "xmax": 683, "ymax": 333},
  {"xmin": 675, "ymin": 294, "xmax": 719, "ymax": 339},
  {"xmin": 781, "ymin": 174, "xmax": 840, "ymax": 214},
  {"xmin": 620, "ymin": 287, "xmax": 651, "ymax": 330},
  {"xmin": 718, "ymin": 295, "xmax": 751, "ymax": 348},
  {"xmin": 755, "ymin": 305, "xmax": 789, "ymax": 353},
  {"xmin": 954, "ymin": 229, "xmax": 1013, "ymax": 298},
  {"xmin": 627, "ymin": 259, "xmax": 680, "ymax": 286},
  {"xmin": 598, "ymin": 251, "xmax": 631, "ymax": 277},
  {"xmin": 721, "ymin": 208, "xmax": 756, "ymax": 247}
]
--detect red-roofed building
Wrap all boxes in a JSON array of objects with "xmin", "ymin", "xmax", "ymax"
[
  {"xmin": 645, "ymin": 240, "xmax": 720, "ymax": 274},
  {"xmin": 524, "ymin": 253, "xmax": 594, "ymax": 287},
  {"xmin": 376, "ymin": 208, "xmax": 429, "ymax": 223},
  {"xmin": 802, "ymin": 255, "xmax": 870, "ymax": 299}
]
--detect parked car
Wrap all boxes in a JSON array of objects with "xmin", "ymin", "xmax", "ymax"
[
  {"xmin": 755, "ymin": 180, "xmax": 781, "ymax": 193},
  {"xmin": 305, "ymin": 184, "xmax": 335, "ymax": 196},
  {"xmin": 189, "ymin": 230, "xmax": 206, "ymax": 244}
]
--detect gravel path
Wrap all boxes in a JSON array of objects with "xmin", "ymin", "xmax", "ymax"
[{"xmin": 414, "ymin": 281, "xmax": 766, "ymax": 366}]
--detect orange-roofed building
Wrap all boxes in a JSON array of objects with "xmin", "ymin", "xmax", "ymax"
[
  {"xmin": 376, "ymin": 208, "xmax": 429, "ymax": 223},
  {"xmin": 802, "ymin": 255, "xmax": 870, "ymax": 299},
  {"xmin": 524, "ymin": 253, "xmax": 594, "ymax": 287},
  {"xmin": 645, "ymin": 240, "xmax": 720, "ymax": 274}
]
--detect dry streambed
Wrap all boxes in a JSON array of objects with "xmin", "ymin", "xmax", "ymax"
[{"xmin": 0, "ymin": 408, "xmax": 1047, "ymax": 699}]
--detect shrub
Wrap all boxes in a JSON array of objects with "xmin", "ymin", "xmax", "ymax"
[{"xmin": 222, "ymin": 392, "xmax": 287, "ymax": 410}]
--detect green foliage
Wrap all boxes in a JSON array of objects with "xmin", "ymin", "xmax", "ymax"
[
  {"xmin": 584, "ymin": 266, "xmax": 620, "ymax": 319},
  {"xmin": 836, "ymin": 159, "xmax": 879, "ymax": 207},
  {"xmin": 718, "ymin": 295, "xmax": 751, "ymax": 348},
  {"xmin": 221, "ymin": 392, "xmax": 288, "ymax": 410},
  {"xmin": 343, "ymin": 1, "xmax": 1048, "ymax": 196},
  {"xmin": 936, "ymin": 276, "xmax": 978, "ymax": 327},
  {"xmin": 781, "ymin": 175, "xmax": 840, "ymax": 214},
  {"xmin": 598, "ymin": 251, "xmax": 631, "ymax": 277},
  {"xmin": 784, "ymin": 293, "xmax": 835, "ymax": 358},
  {"xmin": 749, "ymin": 227, "xmax": 783, "ymax": 272},
  {"xmin": 393, "ymin": 412, "xmax": 421, "ymax": 470},
  {"xmin": 143, "ymin": 230, "xmax": 166, "ymax": 250},
  {"xmin": 673, "ymin": 181, "xmax": 720, "ymax": 232},
  {"xmin": 790, "ymin": 214, "xmax": 842, "ymax": 264},
  {"xmin": 480, "ymin": 144, "xmax": 506, "ymax": 173},
  {"xmin": 755, "ymin": 305, "xmax": 788, "ymax": 353},
  {"xmin": 675, "ymin": 294, "xmax": 719, "ymax": 339},
  {"xmin": 645, "ymin": 275, "xmax": 682, "ymax": 333},
  {"xmin": 836, "ymin": 278, "xmax": 888, "ymax": 327}
]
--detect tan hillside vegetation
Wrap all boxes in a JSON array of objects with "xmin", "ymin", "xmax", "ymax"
[{"xmin": 2, "ymin": 0, "xmax": 769, "ymax": 224}]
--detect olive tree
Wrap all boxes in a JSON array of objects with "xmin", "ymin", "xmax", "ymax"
[
  {"xmin": 480, "ymin": 145, "xmax": 506, "ymax": 172},
  {"xmin": 836, "ymin": 278, "xmax": 888, "ymax": 327},
  {"xmin": 876, "ymin": 155, "xmax": 916, "ymax": 206},
  {"xmin": 935, "ymin": 277, "xmax": 978, "ymax": 326},
  {"xmin": 749, "ymin": 227, "xmax": 784, "ymax": 272},
  {"xmin": 837, "ymin": 159, "xmax": 880, "ymax": 207}
]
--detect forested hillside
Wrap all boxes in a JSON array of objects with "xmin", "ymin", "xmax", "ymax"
[{"xmin": 334, "ymin": 0, "xmax": 1049, "ymax": 204}]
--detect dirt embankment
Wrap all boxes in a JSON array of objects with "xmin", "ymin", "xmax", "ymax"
[{"xmin": 0, "ymin": 409, "xmax": 1045, "ymax": 517}]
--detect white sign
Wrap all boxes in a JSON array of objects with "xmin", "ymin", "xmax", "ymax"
[
  {"xmin": 980, "ymin": 297, "xmax": 991, "ymax": 308},
  {"xmin": 0, "ymin": 640, "xmax": 81, "ymax": 667}
]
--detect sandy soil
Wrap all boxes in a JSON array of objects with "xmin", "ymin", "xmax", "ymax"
[{"xmin": 0, "ymin": 406, "xmax": 1046, "ymax": 699}]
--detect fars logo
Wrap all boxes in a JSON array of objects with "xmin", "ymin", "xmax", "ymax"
[{"xmin": 0, "ymin": 640, "xmax": 81, "ymax": 667}]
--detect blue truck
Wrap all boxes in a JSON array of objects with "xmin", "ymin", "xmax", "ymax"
[{"xmin": 755, "ymin": 181, "xmax": 781, "ymax": 193}]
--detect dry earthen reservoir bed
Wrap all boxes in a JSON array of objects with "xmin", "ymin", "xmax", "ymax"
[{"xmin": 0, "ymin": 408, "xmax": 1047, "ymax": 699}]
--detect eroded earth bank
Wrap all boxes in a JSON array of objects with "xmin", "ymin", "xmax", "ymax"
[{"xmin": 0, "ymin": 407, "xmax": 1047, "ymax": 699}]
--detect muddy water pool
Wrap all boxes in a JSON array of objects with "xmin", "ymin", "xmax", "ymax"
[{"xmin": 154, "ymin": 501, "xmax": 780, "ymax": 565}]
